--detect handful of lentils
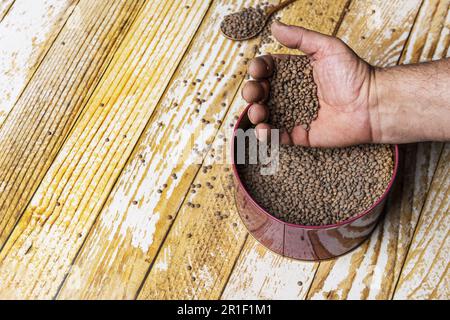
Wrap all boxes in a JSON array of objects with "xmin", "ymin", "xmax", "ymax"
[
  {"xmin": 237, "ymin": 55, "xmax": 394, "ymax": 226},
  {"xmin": 268, "ymin": 56, "xmax": 319, "ymax": 132}
]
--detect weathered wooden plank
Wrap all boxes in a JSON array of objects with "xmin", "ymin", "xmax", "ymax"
[
  {"xmin": 307, "ymin": 0, "xmax": 449, "ymax": 300},
  {"xmin": 0, "ymin": 0, "xmax": 148, "ymax": 299},
  {"xmin": 223, "ymin": 0, "xmax": 424, "ymax": 301},
  {"xmin": 0, "ymin": 0, "xmax": 212, "ymax": 300},
  {"xmin": 57, "ymin": 0, "xmax": 263, "ymax": 300},
  {"xmin": 222, "ymin": 237, "xmax": 317, "ymax": 299},
  {"xmin": 390, "ymin": 4, "xmax": 450, "ymax": 301},
  {"xmin": 393, "ymin": 144, "xmax": 449, "ymax": 300},
  {"xmin": 136, "ymin": 0, "xmax": 348, "ymax": 300},
  {"xmin": 401, "ymin": 0, "xmax": 450, "ymax": 63},
  {"xmin": 0, "ymin": 0, "xmax": 14, "ymax": 22},
  {"xmin": 0, "ymin": 0, "xmax": 76, "ymax": 126},
  {"xmin": 337, "ymin": 0, "xmax": 422, "ymax": 66},
  {"xmin": 0, "ymin": 0, "xmax": 143, "ymax": 247}
]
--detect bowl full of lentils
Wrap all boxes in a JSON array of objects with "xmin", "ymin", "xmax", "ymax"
[{"xmin": 231, "ymin": 56, "xmax": 399, "ymax": 261}]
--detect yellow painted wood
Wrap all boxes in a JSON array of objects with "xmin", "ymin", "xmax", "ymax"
[
  {"xmin": 391, "ymin": 3, "xmax": 449, "ymax": 299},
  {"xmin": 0, "ymin": 0, "xmax": 13, "ymax": 14},
  {"xmin": 0, "ymin": 0, "xmax": 143, "ymax": 247},
  {"xmin": 393, "ymin": 143, "xmax": 449, "ymax": 300},
  {"xmin": 137, "ymin": 0, "xmax": 348, "ymax": 300},
  {"xmin": 0, "ymin": 0, "xmax": 148, "ymax": 299},
  {"xmin": 58, "ymin": 0, "xmax": 264, "ymax": 300},
  {"xmin": 223, "ymin": 0, "xmax": 424, "ymax": 300},
  {"xmin": 0, "ymin": 0, "xmax": 212, "ymax": 300},
  {"xmin": 337, "ymin": 0, "xmax": 422, "ymax": 66},
  {"xmin": 401, "ymin": 0, "xmax": 450, "ymax": 63},
  {"xmin": 222, "ymin": 237, "xmax": 317, "ymax": 300},
  {"xmin": 0, "ymin": 0, "xmax": 447, "ymax": 301},
  {"xmin": 0, "ymin": 0, "xmax": 77, "ymax": 126},
  {"xmin": 307, "ymin": 0, "xmax": 449, "ymax": 300}
]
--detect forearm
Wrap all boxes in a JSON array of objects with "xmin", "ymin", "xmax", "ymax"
[{"xmin": 370, "ymin": 58, "xmax": 450, "ymax": 144}]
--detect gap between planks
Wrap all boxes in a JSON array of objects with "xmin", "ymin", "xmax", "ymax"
[
  {"xmin": 68, "ymin": 0, "xmax": 217, "ymax": 300},
  {"xmin": 137, "ymin": 0, "xmax": 348, "ymax": 300},
  {"xmin": 306, "ymin": 0, "xmax": 449, "ymax": 300},
  {"xmin": 0, "ymin": 0, "xmax": 214, "ymax": 299},
  {"xmin": 0, "ymin": 0, "xmax": 80, "ymax": 128},
  {"xmin": 57, "ymin": 0, "xmax": 271, "ymax": 300},
  {"xmin": 223, "ymin": 0, "xmax": 440, "ymax": 300},
  {"xmin": 0, "ymin": 0, "xmax": 148, "ymax": 298},
  {"xmin": 0, "ymin": 0, "xmax": 14, "ymax": 22}
]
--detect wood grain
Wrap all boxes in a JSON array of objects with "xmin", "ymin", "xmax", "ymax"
[
  {"xmin": 0, "ymin": 0, "xmax": 14, "ymax": 22},
  {"xmin": 0, "ymin": 0, "xmax": 77, "ymax": 126},
  {"xmin": 393, "ymin": 144, "xmax": 449, "ymax": 300},
  {"xmin": 0, "ymin": 0, "xmax": 147, "ymax": 299},
  {"xmin": 58, "ymin": 0, "xmax": 263, "ymax": 300},
  {"xmin": 401, "ymin": 0, "xmax": 450, "ymax": 63},
  {"xmin": 0, "ymin": 0, "xmax": 143, "ymax": 247},
  {"xmin": 0, "ymin": 0, "xmax": 213, "ymax": 300},
  {"xmin": 0, "ymin": 0, "xmax": 447, "ymax": 300},
  {"xmin": 391, "ymin": 2, "xmax": 449, "ymax": 299},
  {"xmin": 222, "ymin": 0, "xmax": 424, "ymax": 300},
  {"xmin": 137, "ymin": 0, "xmax": 348, "ymax": 300},
  {"xmin": 222, "ymin": 237, "xmax": 317, "ymax": 300},
  {"xmin": 308, "ymin": 0, "xmax": 449, "ymax": 300}
]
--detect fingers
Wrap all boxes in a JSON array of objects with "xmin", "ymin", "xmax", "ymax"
[
  {"xmin": 244, "ymin": 52, "xmax": 301, "ymax": 146},
  {"xmin": 248, "ymin": 56, "xmax": 274, "ymax": 79},
  {"xmin": 290, "ymin": 125, "xmax": 310, "ymax": 147},
  {"xmin": 271, "ymin": 20, "xmax": 337, "ymax": 58},
  {"xmin": 243, "ymin": 56, "xmax": 272, "ymax": 103},
  {"xmin": 255, "ymin": 125, "xmax": 293, "ymax": 145},
  {"xmin": 280, "ymin": 130, "xmax": 293, "ymax": 145},
  {"xmin": 248, "ymin": 103, "xmax": 268, "ymax": 124},
  {"xmin": 244, "ymin": 56, "xmax": 273, "ymax": 127},
  {"xmin": 248, "ymin": 104, "xmax": 292, "ymax": 145},
  {"xmin": 242, "ymin": 80, "xmax": 269, "ymax": 103}
]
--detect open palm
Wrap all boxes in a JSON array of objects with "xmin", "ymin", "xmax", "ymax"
[{"xmin": 243, "ymin": 22, "xmax": 376, "ymax": 147}]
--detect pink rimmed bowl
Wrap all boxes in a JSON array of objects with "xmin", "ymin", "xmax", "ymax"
[{"xmin": 231, "ymin": 104, "xmax": 399, "ymax": 261}]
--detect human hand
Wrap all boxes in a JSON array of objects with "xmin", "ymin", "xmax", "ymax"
[{"xmin": 242, "ymin": 21, "xmax": 377, "ymax": 147}]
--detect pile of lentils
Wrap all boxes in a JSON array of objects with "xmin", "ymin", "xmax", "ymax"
[
  {"xmin": 238, "ymin": 143, "xmax": 394, "ymax": 226},
  {"xmin": 220, "ymin": 7, "xmax": 266, "ymax": 40},
  {"xmin": 268, "ymin": 56, "xmax": 319, "ymax": 132}
]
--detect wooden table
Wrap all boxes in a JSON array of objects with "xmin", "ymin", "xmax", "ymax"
[{"xmin": 0, "ymin": 0, "xmax": 448, "ymax": 300}]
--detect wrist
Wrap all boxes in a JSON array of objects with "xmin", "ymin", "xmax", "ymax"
[
  {"xmin": 368, "ymin": 66, "xmax": 384, "ymax": 143},
  {"xmin": 368, "ymin": 66, "xmax": 401, "ymax": 144}
]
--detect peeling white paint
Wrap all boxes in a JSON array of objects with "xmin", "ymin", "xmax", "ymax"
[
  {"xmin": 0, "ymin": 0, "xmax": 73, "ymax": 124},
  {"xmin": 222, "ymin": 240, "xmax": 314, "ymax": 300}
]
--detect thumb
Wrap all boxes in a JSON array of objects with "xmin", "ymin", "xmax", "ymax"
[{"xmin": 271, "ymin": 21, "xmax": 336, "ymax": 57}]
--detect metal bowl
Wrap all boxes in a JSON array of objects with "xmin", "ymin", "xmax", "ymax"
[{"xmin": 231, "ymin": 104, "xmax": 399, "ymax": 261}]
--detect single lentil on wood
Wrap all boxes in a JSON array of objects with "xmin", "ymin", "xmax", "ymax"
[
  {"xmin": 238, "ymin": 143, "xmax": 394, "ymax": 226},
  {"xmin": 221, "ymin": 7, "xmax": 266, "ymax": 40},
  {"xmin": 268, "ymin": 56, "xmax": 319, "ymax": 132}
]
